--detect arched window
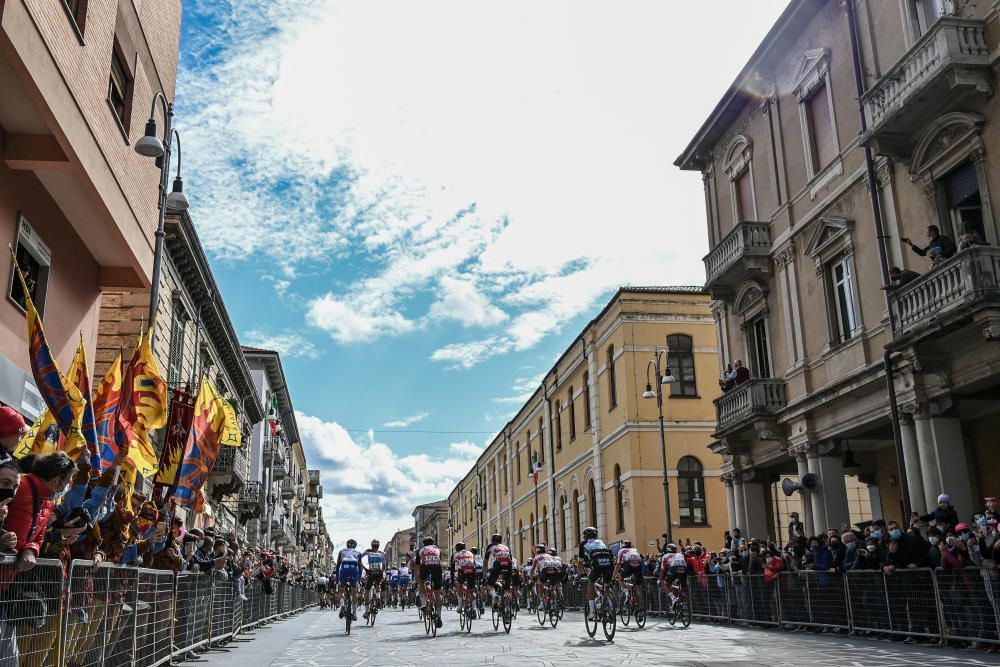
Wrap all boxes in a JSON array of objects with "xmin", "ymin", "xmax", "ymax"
[
  {"xmin": 582, "ymin": 372, "xmax": 591, "ymax": 431},
  {"xmin": 518, "ymin": 520, "xmax": 524, "ymax": 561},
  {"xmin": 678, "ymin": 456, "xmax": 707, "ymax": 526},
  {"xmin": 606, "ymin": 345, "xmax": 618, "ymax": 409},
  {"xmin": 558, "ymin": 494, "xmax": 566, "ymax": 550},
  {"xmin": 588, "ymin": 478, "xmax": 598, "ymax": 529},
  {"xmin": 554, "ymin": 401, "xmax": 562, "ymax": 451},
  {"xmin": 614, "ymin": 464, "xmax": 624, "ymax": 533},
  {"xmin": 572, "ymin": 490, "xmax": 581, "ymax": 543},
  {"xmin": 542, "ymin": 505, "xmax": 548, "ymax": 544},
  {"xmin": 516, "ymin": 442, "xmax": 521, "ymax": 483},
  {"xmin": 568, "ymin": 387, "xmax": 576, "ymax": 441},
  {"xmin": 667, "ymin": 334, "xmax": 697, "ymax": 397}
]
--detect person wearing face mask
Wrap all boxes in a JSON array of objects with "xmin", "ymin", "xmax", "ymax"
[
  {"xmin": 0, "ymin": 459, "xmax": 20, "ymax": 554},
  {"xmin": 925, "ymin": 528, "xmax": 944, "ymax": 568},
  {"xmin": 840, "ymin": 533, "xmax": 859, "ymax": 572},
  {"xmin": 3, "ymin": 452, "xmax": 75, "ymax": 574}
]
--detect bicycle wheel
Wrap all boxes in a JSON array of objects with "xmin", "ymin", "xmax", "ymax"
[
  {"xmin": 502, "ymin": 593, "xmax": 513, "ymax": 634},
  {"xmin": 619, "ymin": 591, "xmax": 631, "ymax": 627},
  {"xmin": 548, "ymin": 598, "xmax": 559, "ymax": 628},
  {"xmin": 492, "ymin": 598, "xmax": 500, "ymax": 631},
  {"xmin": 466, "ymin": 598, "xmax": 474, "ymax": 633},
  {"xmin": 635, "ymin": 591, "xmax": 647, "ymax": 629},
  {"xmin": 536, "ymin": 594, "xmax": 547, "ymax": 626},
  {"xmin": 345, "ymin": 597, "xmax": 353, "ymax": 635},
  {"xmin": 584, "ymin": 597, "xmax": 598, "ymax": 638},
  {"xmin": 602, "ymin": 593, "xmax": 616, "ymax": 641},
  {"xmin": 424, "ymin": 604, "xmax": 432, "ymax": 635},
  {"xmin": 680, "ymin": 601, "xmax": 691, "ymax": 628},
  {"xmin": 667, "ymin": 600, "xmax": 678, "ymax": 626},
  {"xmin": 431, "ymin": 605, "xmax": 438, "ymax": 637}
]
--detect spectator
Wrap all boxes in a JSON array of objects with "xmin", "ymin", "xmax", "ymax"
[
  {"xmin": 5, "ymin": 452, "xmax": 75, "ymax": 573},
  {"xmin": 902, "ymin": 224, "xmax": 956, "ymax": 260},
  {"xmin": 920, "ymin": 493, "xmax": 960, "ymax": 533},
  {"xmin": 788, "ymin": 512, "xmax": 804, "ymax": 542},
  {"xmin": 0, "ymin": 459, "xmax": 19, "ymax": 554},
  {"xmin": 827, "ymin": 533, "xmax": 846, "ymax": 572},
  {"xmin": 957, "ymin": 225, "xmax": 987, "ymax": 251},
  {"xmin": 718, "ymin": 364, "xmax": 734, "ymax": 392},
  {"xmin": 927, "ymin": 247, "xmax": 946, "ymax": 269},
  {"xmin": 925, "ymin": 528, "xmax": 944, "ymax": 568},
  {"xmin": 981, "ymin": 497, "xmax": 999, "ymax": 526},
  {"xmin": 881, "ymin": 266, "xmax": 921, "ymax": 291},
  {"xmin": 730, "ymin": 528, "xmax": 745, "ymax": 551},
  {"xmin": 0, "ymin": 408, "xmax": 27, "ymax": 466},
  {"xmin": 840, "ymin": 532, "xmax": 859, "ymax": 571},
  {"xmin": 732, "ymin": 360, "xmax": 750, "ymax": 386}
]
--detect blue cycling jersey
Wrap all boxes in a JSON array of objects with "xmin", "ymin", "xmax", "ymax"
[{"xmin": 337, "ymin": 548, "xmax": 362, "ymax": 569}]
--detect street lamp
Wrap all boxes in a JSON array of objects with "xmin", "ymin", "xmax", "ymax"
[
  {"xmin": 643, "ymin": 348, "xmax": 675, "ymax": 544},
  {"xmin": 133, "ymin": 92, "xmax": 190, "ymax": 343}
]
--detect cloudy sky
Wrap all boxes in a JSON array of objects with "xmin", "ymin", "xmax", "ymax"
[{"xmin": 176, "ymin": 0, "xmax": 790, "ymax": 547}]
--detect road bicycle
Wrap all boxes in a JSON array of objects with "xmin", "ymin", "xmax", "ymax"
[
  {"xmin": 618, "ymin": 581, "xmax": 647, "ymax": 629},
  {"xmin": 490, "ymin": 577, "xmax": 515, "ymax": 634},
  {"xmin": 339, "ymin": 583, "xmax": 358, "ymax": 635},
  {"xmin": 457, "ymin": 582, "xmax": 477, "ymax": 633},
  {"xmin": 536, "ymin": 582, "xmax": 563, "ymax": 628},
  {"xmin": 661, "ymin": 581, "xmax": 692, "ymax": 628},
  {"xmin": 584, "ymin": 580, "xmax": 616, "ymax": 641},
  {"xmin": 421, "ymin": 581, "xmax": 439, "ymax": 637},
  {"xmin": 365, "ymin": 589, "xmax": 381, "ymax": 626}
]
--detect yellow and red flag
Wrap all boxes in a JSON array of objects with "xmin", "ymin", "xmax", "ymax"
[
  {"xmin": 172, "ymin": 377, "xmax": 241, "ymax": 506},
  {"xmin": 95, "ymin": 353, "xmax": 124, "ymax": 470},
  {"xmin": 153, "ymin": 388, "xmax": 195, "ymax": 496}
]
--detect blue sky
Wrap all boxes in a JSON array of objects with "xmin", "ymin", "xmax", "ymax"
[{"xmin": 174, "ymin": 0, "xmax": 790, "ymax": 545}]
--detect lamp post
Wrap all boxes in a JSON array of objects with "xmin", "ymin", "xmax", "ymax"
[
  {"xmin": 642, "ymin": 349, "xmax": 676, "ymax": 544},
  {"xmin": 133, "ymin": 92, "xmax": 190, "ymax": 344}
]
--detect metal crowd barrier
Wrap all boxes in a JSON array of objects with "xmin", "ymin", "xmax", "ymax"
[{"xmin": 0, "ymin": 557, "xmax": 315, "ymax": 667}]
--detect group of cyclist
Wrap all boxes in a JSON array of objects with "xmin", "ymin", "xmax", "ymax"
[{"xmin": 317, "ymin": 527, "xmax": 690, "ymax": 630}]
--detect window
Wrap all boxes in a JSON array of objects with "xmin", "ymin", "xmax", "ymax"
[
  {"xmin": 806, "ymin": 84, "xmax": 837, "ymax": 172},
  {"xmin": 62, "ymin": 0, "xmax": 88, "ymax": 38},
  {"xmin": 667, "ymin": 334, "xmax": 697, "ymax": 397},
  {"xmin": 529, "ymin": 513, "xmax": 535, "ymax": 542},
  {"xmin": 501, "ymin": 455, "xmax": 507, "ymax": 495},
  {"xmin": 944, "ymin": 160, "xmax": 986, "ymax": 241},
  {"xmin": 167, "ymin": 305, "xmax": 188, "ymax": 386},
  {"xmin": 568, "ymin": 387, "xmax": 576, "ymax": 441},
  {"xmin": 542, "ymin": 506, "xmax": 548, "ymax": 544},
  {"xmin": 736, "ymin": 170, "xmax": 755, "ymax": 222},
  {"xmin": 582, "ymin": 373, "xmax": 591, "ymax": 431},
  {"xmin": 516, "ymin": 443, "xmax": 521, "ymax": 483},
  {"xmin": 746, "ymin": 316, "xmax": 772, "ymax": 379},
  {"xmin": 915, "ymin": 0, "xmax": 946, "ymax": 34},
  {"xmin": 572, "ymin": 490, "xmax": 581, "ymax": 542},
  {"xmin": 108, "ymin": 40, "xmax": 133, "ymax": 133},
  {"xmin": 588, "ymin": 479, "xmax": 598, "ymax": 528},
  {"xmin": 606, "ymin": 345, "xmax": 618, "ymax": 409},
  {"xmin": 554, "ymin": 402, "xmax": 562, "ymax": 451},
  {"xmin": 678, "ymin": 456, "xmax": 707, "ymax": 527},
  {"xmin": 518, "ymin": 520, "xmax": 524, "ymax": 561},
  {"xmin": 614, "ymin": 465, "xmax": 624, "ymax": 532},
  {"xmin": 831, "ymin": 257, "xmax": 859, "ymax": 342},
  {"xmin": 8, "ymin": 215, "xmax": 51, "ymax": 317}
]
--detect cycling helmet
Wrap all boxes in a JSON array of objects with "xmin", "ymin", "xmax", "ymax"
[
  {"xmin": 622, "ymin": 540, "xmax": 633, "ymax": 548},
  {"xmin": 346, "ymin": 539, "xmax": 357, "ymax": 548},
  {"xmin": 371, "ymin": 539, "xmax": 380, "ymax": 548},
  {"xmin": 490, "ymin": 533, "xmax": 502, "ymax": 544},
  {"xmin": 666, "ymin": 543, "xmax": 677, "ymax": 553},
  {"xmin": 470, "ymin": 547, "xmax": 479, "ymax": 555},
  {"xmin": 535, "ymin": 543, "xmax": 547, "ymax": 553},
  {"xmin": 582, "ymin": 526, "xmax": 598, "ymax": 540},
  {"xmin": 422, "ymin": 536, "xmax": 435, "ymax": 546},
  {"xmin": 455, "ymin": 541, "xmax": 466, "ymax": 551},
  {"xmin": 547, "ymin": 548, "xmax": 557, "ymax": 556}
]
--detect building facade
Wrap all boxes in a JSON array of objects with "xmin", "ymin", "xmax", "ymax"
[
  {"xmin": 413, "ymin": 500, "xmax": 449, "ymax": 552},
  {"xmin": 448, "ymin": 288, "xmax": 725, "ymax": 561},
  {"xmin": 0, "ymin": 0, "xmax": 181, "ymax": 421},
  {"xmin": 385, "ymin": 527, "xmax": 415, "ymax": 567},
  {"xmin": 96, "ymin": 211, "xmax": 264, "ymax": 537},
  {"xmin": 676, "ymin": 0, "xmax": 1000, "ymax": 540}
]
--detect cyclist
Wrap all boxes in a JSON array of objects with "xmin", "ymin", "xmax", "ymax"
[
  {"xmin": 335, "ymin": 539, "xmax": 362, "ymax": 621},
  {"xmin": 361, "ymin": 540, "xmax": 387, "ymax": 619},
  {"xmin": 471, "ymin": 547, "xmax": 486, "ymax": 613},
  {"xmin": 417, "ymin": 537, "xmax": 444, "ymax": 628},
  {"xmin": 451, "ymin": 542, "xmax": 478, "ymax": 618},
  {"xmin": 613, "ymin": 539, "xmax": 645, "ymax": 597},
  {"xmin": 534, "ymin": 547, "xmax": 563, "ymax": 608},
  {"xmin": 483, "ymin": 533, "xmax": 514, "ymax": 606},
  {"xmin": 658, "ymin": 543, "xmax": 688, "ymax": 607},
  {"xmin": 388, "ymin": 565, "xmax": 400, "ymax": 605},
  {"xmin": 398, "ymin": 561, "xmax": 412, "ymax": 606},
  {"xmin": 317, "ymin": 572, "xmax": 330, "ymax": 608},
  {"xmin": 510, "ymin": 556, "xmax": 524, "ymax": 609},
  {"xmin": 578, "ymin": 526, "xmax": 614, "ymax": 621},
  {"xmin": 526, "ymin": 543, "xmax": 545, "ymax": 604}
]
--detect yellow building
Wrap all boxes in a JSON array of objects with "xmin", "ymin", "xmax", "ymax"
[{"xmin": 448, "ymin": 287, "xmax": 726, "ymax": 561}]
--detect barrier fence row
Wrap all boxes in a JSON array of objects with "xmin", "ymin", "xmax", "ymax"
[
  {"xmin": 0, "ymin": 557, "xmax": 317, "ymax": 667},
  {"xmin": 560, "ymin": 568, "xmax": 1000, "ymax": 644}
]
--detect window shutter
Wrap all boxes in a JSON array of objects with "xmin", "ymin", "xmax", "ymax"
[
  {"xmin": 809, "ymin": 85, "xmax": 837, "ymax": 170},
  {"xmin": 944, "ymin": 161, "xmax": 979, "ymax": 207},
  {"xmin": 737, "ymin": 171, "xmax": 754, "ymax": 221}
]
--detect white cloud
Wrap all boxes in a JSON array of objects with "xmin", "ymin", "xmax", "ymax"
[
  {"xmin": 296, "ymin": 411, "xmax": 480, "ymax": 547},
  {"xmin": 180, "ymin": 0, "xmax": 789, "ymax": 358},
  {"xmin": 383, "ymin": 412, "xmax": 430, "ymax": 428},
  {"xmin": 493, "ymin": 374, "xmax": 545, "ymax": 405},
  {"xmin": 428, "ymin": 275, "xmax": 508, "ymax": 328},
  {"xmin": 429, "ymin": 336, "xmax": 513, "ymax": 370},
  {"xmin": 243, "ymin": 329, "xmax": 320, "ymax": 359}
]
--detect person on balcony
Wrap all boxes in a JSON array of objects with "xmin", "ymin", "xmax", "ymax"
[
  {"xmin": 881, "ymin": 266, "xmax": 921, "ymax": 291},
  {"xmin": 958, "ymin": 224, "xmax": 988, "ymax": 251},
  {"xmin": 902, "ymin": 224, "xmax": 956, "ymax": 261}
]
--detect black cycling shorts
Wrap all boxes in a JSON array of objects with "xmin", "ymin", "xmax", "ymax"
[
  {"xmin": 486, "ymin": 561, "xmax": 512, "ymax": 587},
  {"xmin": 364, "ymin": 570, "xmax": 384, "ymax": 589},
  {"xmin": 420, "ymin": 564, "xmax": 443, "ymax": 590},
  {"xmin": 457, "ymin": 570, "xmax": 479, "ymax": 588},
  {"xmin": 539, "ymin": 569, "xmax": 562, "ymax": 585}
]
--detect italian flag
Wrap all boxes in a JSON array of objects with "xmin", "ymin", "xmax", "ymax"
[{"xmin": 531, "ymin": 451, "xmax": 542, "ymax": 483}]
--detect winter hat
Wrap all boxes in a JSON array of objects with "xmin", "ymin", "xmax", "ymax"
[
  {"xmin": 0, "ymin": 406, "xmax": 27, "ymax": 440},
  {"xmin": 937, "ymin": 493, "xmax": 951, "ymax": 504}
]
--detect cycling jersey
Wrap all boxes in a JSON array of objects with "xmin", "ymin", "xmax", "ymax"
[
  {"xmin": 660, "ymin": 553, "xmax": 688, "ymax": 585},
  {"xmin": 617, "ymin": 547, "xmax": 643, "ymax": 567},
  {"xmin": 486, "ymin": 543, "xmax": 512, "ymax": 567},
  {"xmin": 452, "ymin": 549, "xmax": 476, "ymax": 574},
  {"xmin": 399, "ymin": 566, "xmax": 411, "ymax": 584},
  {"xmin": 418, "ymin": 545, "xmax": 443, "ymax": 590},
  {"xmin": 363, "ymin": 549, "xmax": 386, "ymax": 572},
  {"xmin": 580, "ymin": 538, "xmax": 614, "ymax": 583},
  {"xmin": 337, "ymin": 548, "xmax": 362, "ymax": 586},
  {"xmin": 473, "ymin": 555, "xmax": 484, "ymax": 573}
]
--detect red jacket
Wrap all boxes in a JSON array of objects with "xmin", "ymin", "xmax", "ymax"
[{"xmin": 6, "ymin": 474, "xmax": 55, "ymax": 557}]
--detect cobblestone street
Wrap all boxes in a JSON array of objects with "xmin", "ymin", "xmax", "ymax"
[{"xmin": 201, "ymin": 607, "xmax": 1000, "ymax": 667}]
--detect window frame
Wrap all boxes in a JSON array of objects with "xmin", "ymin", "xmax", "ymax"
[
  {"xmin": 677, "ymin": 456, "xmax": 708, "ymax": 527},
  {"xmin": 666, "ymin": 334, "xmax": 698, "ymax": 398},
  {"xmin": 7, "ymin": 215, "xmax": 52, "ymax": 318},
  {"xmin": 582, "ymin": 372, "xmax": 591, "ymax": 431},
  {"xmin": 107, "ymin": 38, "xmax": 134, "ymax": 138},
  {"xmin": 568, "ymin": 387, "xmax": 576, "ymax": 441},
  {"xmin": 830, "ymin": 256, "xmax": 860, "ymax": 343},
  {"xmin": 724, "ymin": 135, "xmax": 757, "ymax": 224},
  {"xmin": 805, "ymin": 216, "xmax": 864, "ymax": 349},
  {"xmin": 606, "ymin": 345, "xmax": 618, "ymax": 410},
  {"xmin": 166, "ymin": 302, "xmax": 188, "ymax": 386},
  {"xmin": 793, "ymin": 49, "xmax": 843, "ymax": 193},
  {"xmin": 614, "ymin": 464, "xmax": 625, "ymax": 533},
  {"xmin": 61, "ymin": 0, "xmax": 88, "ymax": 43}
]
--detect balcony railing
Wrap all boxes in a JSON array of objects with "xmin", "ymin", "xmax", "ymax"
[
  {"xmin": 861, "ymin": 17, "xmax": 991, "ymax": 147},
  {"xmin": 703, "ymin": 222, "xmax": 771, "ymax": 293},
  {"xmin": 210, "ymin": 444, "xmax": 250, "ymax": 487},
  {"xmin": 264, "ymin": 443, "xmax": 288, "ymax": 481},
  {"xmin": 238, "ymin": 481, "xmax": 263, "ymax": 514},
  {"xmin": 714, "ymin": 379, "xmax": 787, "ymax": 433},
  {"xmin": 308, "ymin": 470, "xmax": 320, "ymax": 485},
  {"xmin": 891, "ymin": 246, "xmax": 1000, "ymax": 339}
]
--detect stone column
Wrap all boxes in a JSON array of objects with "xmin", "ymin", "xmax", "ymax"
[
  {"xmin": 805, "ymin": 451, "xmax": 825, "ymax": 536},
  {"xmin": 584, "ymin": 336, "xmax": 606, "ymax": 536},
  {"xmin": 898, "ymin": 412, "xmax": 925, "ymax": 515},
  {"xmin": 793, "ymin": 449, "xmax": 815, "ymax": 536},
  {"xmin": 816, "ymin": 452, "xmax": 850, "ymax": 530},
  {"xmin": 928, "ymin": 414, "xmax": 973, "ymax": 518},
  {"xmin": 913, "ymin": 404, "xmax": 942, "ymax": 512},
  {"xmin": 722, "ymin": 473, "xmax": 738, "ymax": 533},
  {"xmin": 732, "ymin": 475, "xmax": 746, "ymax": 535},
  {"xmin": 742, "ymin": 473, "xmax": 769, "ymax": 540}
]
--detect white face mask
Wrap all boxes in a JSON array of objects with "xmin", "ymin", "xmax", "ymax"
[{"xmin": 866, "ymin": 545, "xmax": 878, "ymax": 553}]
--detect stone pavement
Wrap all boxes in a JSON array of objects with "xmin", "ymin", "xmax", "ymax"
[{"xmin": 196, "ymin": 606, "xmax": 1000, "ymax": 667}]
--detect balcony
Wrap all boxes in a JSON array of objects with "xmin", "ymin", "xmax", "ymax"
[
  {"xmin": 280, "ymin": 479, "xmax": 295, "ymax": 500},
  {"xmin": 890, "ymin": 246, "xmax": 1000, "ymax": 345},
  {"xmin": 861, "ymin": 18, "xmax": 992, "ymax": 155},
  {"xmin": 714, "ymin": 379, "xmax": 787, "ymax": 438},
  {"xmin": 237, "ymin": 481, "xmax": 264, "ymax": 520},
  {"xmin": 209, "ymin": 444, "xmax": 250, "ymax": 490},
  {"xmin": 308, "ymin": 469, "xmax": 320, "ymax": 486},
  {"xmin": 303, "ymin": 521, "xmax": 318, "ymax": 536},
  {"xmin": 264, "ymin": 443, "xmax": 288, "ymax": 481},
  {"xmin": 703, "ymin": 222, "xmax": 771, "ymax": 298}
]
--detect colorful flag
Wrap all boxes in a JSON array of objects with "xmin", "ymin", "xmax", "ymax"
[
  {"xmin": 173, "ymin": 377, "xmax": 242, "ymax": 507},
  {"xmin": 95, "ymin": 353, "xmax": 124, "ymax": 470},
  {"xmin": 13, "ymin": 411, "xmax": 59, "ymax": 459},
  {"xmin": 152, "ymin": 389, "xmax": 195, "ymax": 496},
  {"xmin": 531, "ymin": 451, "xmax": 542, "ymax": 483},
  {"xmin": 64, "ymin": 335, "xmax": 99, "ymax": 463},
  {"xmin": 9, "ymin": 248, "xmax": 86, "ymax": 453},
  {"xmin": 121, "ymin": 326, "xmax": 168, "ymax": 443}
]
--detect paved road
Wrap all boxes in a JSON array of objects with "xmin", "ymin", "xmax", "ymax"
[{"xmin": 199, "ymin": 606, "xmax": 1000, "ymax": 667}]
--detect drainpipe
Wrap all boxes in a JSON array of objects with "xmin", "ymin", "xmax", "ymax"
[{"xmin": 845, "ymin": 0, "xmax": 911, "ymax": 519}]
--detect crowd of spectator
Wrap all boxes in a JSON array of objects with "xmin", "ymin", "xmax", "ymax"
[{"xmin": 883, "ymin": 223, "xmax": 990, "ymax": 290}]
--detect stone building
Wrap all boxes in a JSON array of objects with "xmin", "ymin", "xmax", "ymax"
[
  {"xmin": 413, "ymin": 501, "xmax": 449, "ymax": 552},
  {"xmin": 675, "ymin": 0, "xmax": 1000, "ymax": 538},
  {"xmin": 96, "ymin": 210, "xmax": 264, "ymax": 536},
  {"xmin": 385, "ymin": 527, "xmax": 415, "ymax": 566},
  {"xmin": 448, "ymin": 287, "xmax": 726, "ymax": 561},
  {"xmin": 0, "ymin": 0, "xmax": 181, "ymax": 420}
]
